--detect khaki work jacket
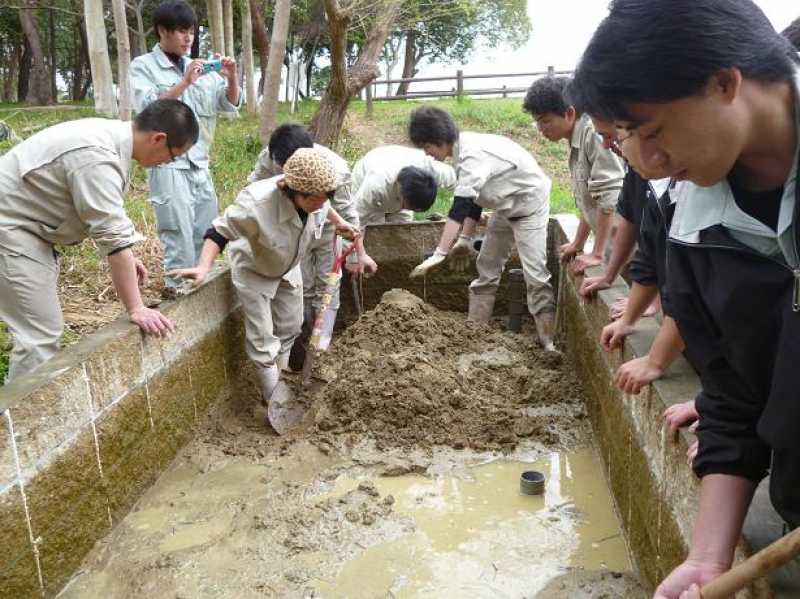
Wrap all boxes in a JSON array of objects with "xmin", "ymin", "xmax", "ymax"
[
  {"xmin": 453, "ymin": 132, "xmax": 551, "ymax": 223},
  {"xmin": 351, "ymin": 145, "xmax": 456, "ymax": 222},
  {"xmin": 0, "ymin": 118, "xmax": 140, "ymax": 266}
]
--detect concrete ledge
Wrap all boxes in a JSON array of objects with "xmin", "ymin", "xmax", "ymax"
[
  {"xmin": 553, "ymin": 214, "xmax": 795, "ymax": 597},
  {"xmin": 0, "ymin": 266, "xmax": 245, "ymax": 598}
]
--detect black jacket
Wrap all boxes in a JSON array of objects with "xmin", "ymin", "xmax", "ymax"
[
  {"xmin": 667, "ymin": 168, "xmax": 800, "ymax": 528},
  {"xmin": 627, "ymin": 183, "xmax": 676, "ymax": 315}
]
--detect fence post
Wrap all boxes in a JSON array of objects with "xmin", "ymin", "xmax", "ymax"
[
  {"xmin": 502, "ymin": 85, "xmax": 507, "ymax": 98},
  {"xmin": 547, "ymin": 65, "xmax": 555, "ymax": 77},
  {"xmin": 456, "ymin": 69, "xmax": 464, "ymax": 101},
  {"xmin": 365, "ymin": 82, "xmax": 374, "ymax": 118}
]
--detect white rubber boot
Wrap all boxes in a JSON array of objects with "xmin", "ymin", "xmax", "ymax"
[
  {"xmin": 317, "ymin": 307, "xmax": 338, "ymax": 351},
  {"xmin": 255, "ymin": 364, "xmax": 280, "ymax": 404},
  {"xmin": 534, "ymin": 312, "xmax": 560, "ymax": 353},
  {"xmin": 467, "ymin": 289, "xmax": 496, "ymax": 324}
]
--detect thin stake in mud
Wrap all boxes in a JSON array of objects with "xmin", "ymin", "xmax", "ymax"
[{"xmin": 301, "ymin": 233, "xmax": 359, "ymax": 386}]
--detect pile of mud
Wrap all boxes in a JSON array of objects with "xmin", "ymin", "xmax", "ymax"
[{"xmin": 306, "ymin": 289, "xmax": 587, "ymax": 454}]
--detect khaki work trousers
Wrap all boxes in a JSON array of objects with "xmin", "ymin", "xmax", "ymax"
[
  {"xmin": 147, "ymin": 166, "xmax": 219, "ymax": 289},
  {"xmin": 470, "ymin": 211, "xmax": 555, "ymax": 317},
  {"xmin": 0, "ymin": 252, "xmax": 63, "ymax": 381},
  {"xmin": 232, "ymin": 266, "xmax": 304, "ymax": 367}
]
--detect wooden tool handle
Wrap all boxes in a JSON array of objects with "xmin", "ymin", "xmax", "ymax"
[{"xmin": 702, "ymin": 526, "xmax": 800, "ymax": 599}]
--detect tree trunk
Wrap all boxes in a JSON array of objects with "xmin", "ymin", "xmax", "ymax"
[
  {"xmin": 310, "ymin": 0, "xmax": 402, "ymax": 147},
  {"xmin": 3, "ymin": 43, "xmax": 20, "ymax": 102},
  {"xmin": 73, "ymin": 16, "xmax": 91, "ymax": 101},
  {"xmin": 259, "ymin": 0, "xmax": 290, "ymax": 143},
  {"xmin": 49, "ymin": 7, "xmax": 57, "ymax": 101},
  {"xmin": 18, "ymin": 1, "xmax": 53, "ymax": 105},
  {"xmin": 133, "ymin": 2, "xmax": 148, "ymax": 56},
  {"xmin": 223, "ymin": 0, "xmax": 234, "ymax": 57},
  {"xmin": 395, "ymin": 30, "xmax": 417, "ymax": 96},
  {"xmin": 84, "ymin": 0, "xmax": 118, "ymax": 116},
  {"xmin": 240, "ymin": 0, "xmax": 257, "ymax": 114},
  {"xmin": 208, "ymin": 0, "xmax": 225, "ymax": 54},
  {"xmin": 18, "ymin": 38, "xmax": 31, "ymax": 102},
  {"xmin": 249, "ymin": 0, "xmax": 269, "ymax": 98},
  {"xmin": 111, "ymin": 0, "xmax": 132, "ymax": 119}
]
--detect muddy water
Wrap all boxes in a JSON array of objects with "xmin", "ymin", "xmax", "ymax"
[
  {"xmin": 313, "ymin": 449, "xmax": 631, "ymax": 598},
  {"xmin": 58, "ymin": 442, "xmax": 644, "ymax": 599}
]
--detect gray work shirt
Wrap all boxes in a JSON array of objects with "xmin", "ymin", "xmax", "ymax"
[
  {"xmin": 568, "ymin": 113, "xmax": 625, "ymax": 215},
  {"xmin": 351, "ymin": 145, "xmax": 456, "ymax": 222},
  {"xmin": 0, "ymin": 118, "xmax": 141, "ymax": 266},
  {"xmin": 453, "ymin": 132, "xmax": 552, "ymax": 222},
  {"xmin": 130, "ymin": 44, "xmax": 240, "ymax": 170}
]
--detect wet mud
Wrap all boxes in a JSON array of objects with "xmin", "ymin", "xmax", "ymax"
[{"xmin": 58, "ymin": 290, "xmax": 646, "ymax": 599}]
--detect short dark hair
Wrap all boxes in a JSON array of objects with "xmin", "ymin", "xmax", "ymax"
[
  {"xmin": 522, "ymin": 77, "xmax": 571, "ymax": 117},
  {"xmin": 134, "ymin": 98, "xmax": 199, "ymax": 148},
  {"xmin": 571, "ymin": 0, "xmax": 800, "ymax": 122},
  {"xmin": 783, "ymin": 17, "xmax": 800, "ymax": 50},
  {"xmin": 268, "ymin": 123, "xmax": 314, "ymax": 166},
  {"xmin": 408, "ymin": 106, "xmax": 459, "ymax": 147},
  {"xmin": 153, "ymin": 0, "xmax": 197, "ymax": 40},
  {"xmin": 397, "ymin": 166, "xmax": 437, "ymax": 212}
]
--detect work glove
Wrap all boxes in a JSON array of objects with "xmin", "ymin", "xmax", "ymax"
[
  {"xmin": 409, "ymin": 248, "xmax": 447, "ymax": 279},
  {"xmin": 448, "ymin": 234, "xmax": 477, "ymax": 272}
]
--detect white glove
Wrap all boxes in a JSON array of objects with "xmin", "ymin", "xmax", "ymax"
[
  {"xmin": 409, "ymin": 248, "xmax": 447, "ymax": 279},
  {"xmin": 448, "ymin": 234, "xmax": 477, "ymax": 272}
]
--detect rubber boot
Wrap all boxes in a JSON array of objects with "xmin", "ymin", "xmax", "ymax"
[
  {"xmin": 276, "ymin": 351, "xmax": 290, "ymax": 372},
  {"xmin": 288, "ymin": 304, "xmax": 316, "ymax": 372},
  {"xmin": 467, "ymin": 289, "xmax": 496, "ymax": 324},
  {"xmin": 255, "ymin": 363, "xmax": 280, "ymax": 404},
  {"xmin": 534, "ymin": 311, "xmax": 560, "ymax": 353},
  {"xmin": 317, "ymin": 307, "xmax": 338, "ymax": 351}
]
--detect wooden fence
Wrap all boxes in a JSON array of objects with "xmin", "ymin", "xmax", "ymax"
[{"xmin": 363, "ymin": 66, "xmax": 574, "ymax": 114}]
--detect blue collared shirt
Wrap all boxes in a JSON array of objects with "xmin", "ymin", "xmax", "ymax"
[{"xmin": 129, "ymin": 44, "xmax": 241, "ymax": 170}]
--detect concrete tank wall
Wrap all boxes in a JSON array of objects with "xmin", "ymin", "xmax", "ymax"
[{"xmin": 0, "ymin": 217, "xmax": 794, "ymax": 597}]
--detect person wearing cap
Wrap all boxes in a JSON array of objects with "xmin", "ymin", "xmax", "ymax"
[
  {"xmin": 351, "ymin": 145, "xmax": 456, "ymax": 226},
  {"xmin": 170, "ymin": 148, "xmax": 368, "ymax": 428},
  {"xmin": 130, "ymin": 0, "xmax": 240, "ymax": 298},
  {"xmin": 248, "ymin": 124, "xmax": 374, "ymax": 365},
  {"xmin": 0, "ymin": 99, "xmax": 196, "ymax": 380}
]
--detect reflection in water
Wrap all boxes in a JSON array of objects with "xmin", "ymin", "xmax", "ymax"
[{"xmin": 314, "ymin": 448, "xmax": 630, "ymax": 598}]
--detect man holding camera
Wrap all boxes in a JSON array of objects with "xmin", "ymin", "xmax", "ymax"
[{"xmin": 130, "ymin": 0, "xmax": 241, "ymax": 296}]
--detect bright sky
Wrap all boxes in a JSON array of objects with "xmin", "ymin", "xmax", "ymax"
[{"xmin": 407, "ymin": 0, "xmax": 798, "ymax": 93}]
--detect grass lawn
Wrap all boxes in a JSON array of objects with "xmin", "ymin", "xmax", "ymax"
[{"xmin": 0, "ymin": 96, "xmax": 575, "ymax": 384}]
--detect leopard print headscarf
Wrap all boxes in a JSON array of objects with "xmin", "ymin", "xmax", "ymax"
[{"xmin": 282, "ymin": 147, "xmax": 337, "ymax": 195}]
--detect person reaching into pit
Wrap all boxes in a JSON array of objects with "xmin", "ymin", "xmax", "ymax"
[
  {"xmin": 523, "ymin": 76, "xmax": 625, "ymax": 274},
  {"xmin": 407, "ymin": 106, "xmax": 558, "ymax": 352},
  {"xmin": 248, "ymin": 123, "xmax": 375, "ymax": 370},
  {"xmin": 351, "ymin": 144, "xmax": 456, "ymax": 226},
  {"xmin": 170, "ymin": 148, "xmax": 371, "ymax": 433},
  {"xmin": 570, "ymin": 1, "xmax": 800, "ymax": 597}
]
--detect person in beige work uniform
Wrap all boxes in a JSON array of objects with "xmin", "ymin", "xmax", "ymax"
[
  {"xmin": 524, "ymin": 76, "xmax": 624, "ymax": 273},
  {"xmin": 352, "ymin": 145, "xmax": 456, "ymax": 226},
  {"xmin": 0, "ymin": 99, "xmax": 198, "ymax": 380},
  {"xmin": 407, "ymin": 106, "xmax": 558, "ymax": 351},
  {"xmin": 248, "ymin": 124, "xmax": 375, "ymax": 363},
  {"xmin": 172, "ymin": 148, "xmax": 371, "ymax": 432}
]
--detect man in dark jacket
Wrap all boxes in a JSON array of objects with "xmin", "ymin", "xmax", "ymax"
[{"xmin": 570, "ymin": 1, "xmax": 800, "ymax": 598}]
